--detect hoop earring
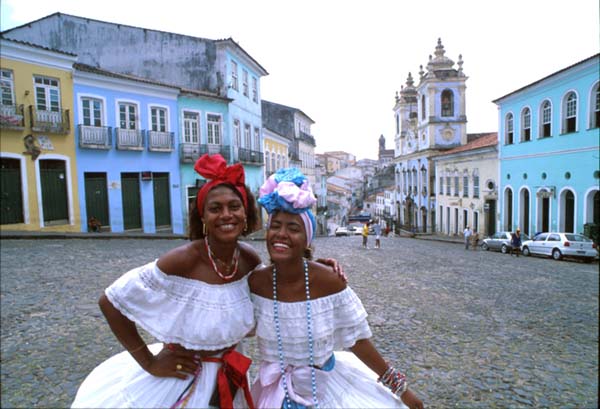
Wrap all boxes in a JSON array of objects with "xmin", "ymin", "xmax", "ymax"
[{"xmin": 203, "ymin": 223, "xmax": 207, "ymax": 236}]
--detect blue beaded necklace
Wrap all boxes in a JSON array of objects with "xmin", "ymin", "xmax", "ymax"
[{"xmin": 272, "ymin": 258, "xmax": 319, "ymax": 409}]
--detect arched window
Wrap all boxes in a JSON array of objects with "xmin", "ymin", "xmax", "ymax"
[
  {"xmin": 505, "ymin": 113, "xmax": 514, "ymax": 144},
  {"xmin": 472, "ymin": 169, "xmax": 480, "ymax": 198},
  {"xmin": 421, "ymin": 95, "xmax": 426, "ymax": 119},
  {"xmin": 453, "ymin": 170, "xmax": 459, "ymax": 197},
  {"xmin": 441, "ymin": 89, "xmax": 454, "ymax": 117},
  {"xmin": 563, "ymin": 91, "xmax": 577, "ymax": 133},
  {"xmin": 521, "ymin": 107, "xmax": 531, "ymax": 142},
  {"xmin": 463, "ymin": 170, "xmax": 469, "ymax": 197},
  {"xmin": 265, "ymin": 151, "xmax": 270, "ymax": 174},
  {"xmin": 539, "ymin": 100, "xmax": 552, "ymax": 138},
  {"xmin": 591, "ymin": 82, "xmax": 600, "ymax": 129}
]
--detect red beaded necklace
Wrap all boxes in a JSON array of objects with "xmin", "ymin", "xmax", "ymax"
[{"xmin": 204, "ymin": 236, "xmax": 239, "ymax": 281}]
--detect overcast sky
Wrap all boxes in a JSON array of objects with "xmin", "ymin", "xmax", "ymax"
[{"xmin": 2, "ymin": 0, "xmax": 598, "ymax": 159}]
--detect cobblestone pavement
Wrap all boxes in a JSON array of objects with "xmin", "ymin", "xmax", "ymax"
[{"xmin": 1, "ymin": 236, "xmax": 598, "ymax": 408}]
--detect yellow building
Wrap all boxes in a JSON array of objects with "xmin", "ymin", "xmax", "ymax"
[
  {"xmin": 262, "ymin": 127, "xmax": 289, "ymax": 178},
  {"xmin": 1, "ymin": 38, "xmax": 80, "ymax": 231}
]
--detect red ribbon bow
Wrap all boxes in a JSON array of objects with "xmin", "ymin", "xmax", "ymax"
[
  {"xmin": 204, "ymin": 349, "xmax": 255, "ymax": 409},
  {"xmin": 194, "ymin": 154, "xmax": 248, "ymax": 216}
]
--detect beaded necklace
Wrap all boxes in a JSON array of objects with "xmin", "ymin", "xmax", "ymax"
[
  {"xmin": 272, "ymin": 259, "xmax": 319, "ymax": 409},
  {"xmin": 204, "ymin": 236, "xmax": 239, "ymax": 281}
]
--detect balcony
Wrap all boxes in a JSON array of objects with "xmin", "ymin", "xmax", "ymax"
[
  {"xmin": 0, "ymin": 104, "xmax": 25, "ymax": 130},
  {"xmin": 298, "ymin": 131, "xmax": 316, "ymax": 146},
  {"xmin": 199, "ymin": 144, "xmax": 231, "ymax": 162},
  {"xmin": 78, "ymin": 125, "xmax": 112, "ymax": 149},
  {"xmin": 29, "ymin": 106, "xmax": 70, "ymax": 134},
  {"xmin": 237, "ymin": 147, "xmax": 264, "ymax": 164},
  {"xmin": 148, "ymin": 131, "xmax": 174, "ymax": 152},
  {"xmin": 180, "ymin": 143, "xmax": 200, "ymax": 163},
  {"xmin": 115, "ymin": 128, "xmax": 144, "ymax": 151}
]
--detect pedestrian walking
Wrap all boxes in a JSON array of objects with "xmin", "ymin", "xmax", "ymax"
[
  {"xmin": 374, "ymin": 221, "xmax": 382, "ymax": 249},
  {"xmin": 250, "ymin": 168, "xmax": 424, "ymax": 409},
  {"xmin": 463, "ymin": 226, "xmax": 473, "ymax": 250},
  {"xmin": 511, "ymin": 228, "xmax": 523, "ymax": 257},
  {"xmin": 362, "ymin": 221, "xmax": 370, "ymax": 249},
  {"xmin": 71, "ymin": 156, "xmax": 343, "ymax": 409}
]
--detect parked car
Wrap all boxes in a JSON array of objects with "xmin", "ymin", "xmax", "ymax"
[
  {"xmin": 522, "ymin": 232, "xmax": 598, "ymax": 262},
  {"xmin": 334, "ymin": 226, "xmax": 351, "ymax": 237},
  {"xmin": 348, "ymin": 225, "xmax": 363, "ymax": 235},
  {"xmin": 481, "ymin": 231, "xmax": 530, "ymax": 254}
]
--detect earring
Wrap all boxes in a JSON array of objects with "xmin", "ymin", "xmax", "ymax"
[
  {"xmin": 244, "ymin": 219, "xmax": 248, "ymax": 233},
  {"xmin": 203, "ymin": 223, "xmax": 207, "ymax": 236}
]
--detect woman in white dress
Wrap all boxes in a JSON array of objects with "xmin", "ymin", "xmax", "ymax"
[
  {"xmin": 249, "ymin": 168, "xmax": 424, "ymax": 409},
  {"xmin": 72, "ymin": 155, "xmax": 343, "ymax": 409}
]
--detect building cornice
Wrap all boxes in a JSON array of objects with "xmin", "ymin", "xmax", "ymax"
[{"xmin": 0, "ymin": 38, "xmax": 77, "ymax": 71}]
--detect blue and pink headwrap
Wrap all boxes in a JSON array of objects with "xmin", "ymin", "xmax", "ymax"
[{"xmin": 258, "ymin": 168, "xmax": 317, "ymax": 246}]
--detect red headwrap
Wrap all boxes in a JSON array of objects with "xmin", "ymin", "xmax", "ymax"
[{"xmin": 194, "ymin": 154, "xmax": 248, "ymax": 216}]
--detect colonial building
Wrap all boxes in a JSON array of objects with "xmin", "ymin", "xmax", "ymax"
[
  {"xmin": 3, "ymin": 12, "xmax": 269, "ymax": 192},
  {"xmin": 432, "ymin": 133, "xmax": 498, "ymax": 237},
  {"xmin": 1, "ymin": 38, "xmax": 80, "ymax": 232},
  {"xmin": 493, "ymin": 54, "xmax": 599, "ymax": 236},
  {"xmin": 393, "ymin": 39, "xmax": 469, "ymax": 233},
  {"xmin": 377, "ymin": 134, "xmax": 394, "ymax": 167}
]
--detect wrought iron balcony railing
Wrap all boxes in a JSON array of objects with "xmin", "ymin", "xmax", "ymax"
[
  {"xmin": 180, "ymin": 143, "xmax": 201, "ymax": 163},
  {"xmin": 237, "ymin": 147, "xmax": 264, "ymax": 164},
  {"xmin": 115, "ymin": 128, "xmax": 144, "ymax": 150},
  {"xmin": 29, "ymin": 106, "xmax": 70, "ymax": 134},
  {"xmin": 78, "ymin": 125, "xmax": 112, "ymax": 149},
  {"xmin": 199, "ymin": 144, "xmax": 231, "ymax": 162},
  {"xmin": 148, "ymin": 131, "xmax": 174, "ymax": 152},
  {"xmin": 0, "ymin": 104, "xmax": 25, "ymax": 129}
]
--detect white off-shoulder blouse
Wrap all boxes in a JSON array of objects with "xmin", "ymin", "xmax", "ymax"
[
  {"xmin": 251, "ymin": 287, "xmax": 372, "ymax": 367},
  {"xmin": 105, "ymin": 260, "xmax": 255, "ymax": 351}
]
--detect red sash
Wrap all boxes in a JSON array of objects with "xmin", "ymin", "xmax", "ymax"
[{"xmin": 204, "ymin": 349, "xmax": 255, "ymax": 409}]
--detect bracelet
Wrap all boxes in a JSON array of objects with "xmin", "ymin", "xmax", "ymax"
[
  {"xmin": 127, "ymin": 343, "xmax": 147, "ymax": 353},
  {"xmin": 378, "ymin": 364, "xmax": 408, "ymax": 397}
]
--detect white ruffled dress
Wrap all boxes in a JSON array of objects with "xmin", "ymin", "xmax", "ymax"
[
  {"xmin": 251, "ymin": 287, "xmax": 408, "ymax": 409},
  {"xmin": 72, "ymin": 261, "xmax": 255, "ymax": 409}
]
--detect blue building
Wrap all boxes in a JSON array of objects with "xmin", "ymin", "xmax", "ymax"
[
  {"xmin": 74, "ymin": 64, "xmax": 184, "ymax": 234},
  {"xmin": 493, "ymin": 54, "xmax": 599, "ymax": 236}
]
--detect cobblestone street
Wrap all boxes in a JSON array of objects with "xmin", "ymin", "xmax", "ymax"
[{"xmin": 1, "ymin": 236, "xmax": 598, "ymax": 408}]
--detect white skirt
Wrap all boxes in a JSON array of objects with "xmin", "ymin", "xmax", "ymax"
[
  {"xmin": 72, "ymin": 343, "xmax": 249, "ymax": 409},
  {"xmin": 252, "ymin": 351, "xmax": 409, "ymax": 409}
]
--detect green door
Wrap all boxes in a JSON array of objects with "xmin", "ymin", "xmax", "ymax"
[
  {"xmin": 121, "ymin": 173, "xmax": 141, "ymax": 230},
  {"xmin": 0, "ymin": 158, "xmax": 24, "ymax": 224},
  {"xmin": 84, "ymin": 172, "xmax": 109, "ymax": 228},
  {"xmin": 40, "ymin": 159, "xmax": 68, "ymax": 223},
  {"xmin": 153, "ymin": 172, "xmax": 171, "ymax": 228}
]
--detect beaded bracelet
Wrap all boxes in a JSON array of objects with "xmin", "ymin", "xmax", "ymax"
[
  {"xmin": 378, "ymin": 365, "xmax": 408, "ymax": 397},
  {"xmin": 127, "ymin": 343, "xmax": 147, "ymax": 353}
]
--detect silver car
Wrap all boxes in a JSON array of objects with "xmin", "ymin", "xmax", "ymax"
[
  {"xmin": 481, "ymin": 231, "xmax": 530, "ymax": 254},
  {"xmin": 522, "ymin": 232, "xmax": 598, "ymax": 262}
]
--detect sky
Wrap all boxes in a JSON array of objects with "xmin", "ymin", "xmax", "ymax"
[{"xmin": 1, "ymin": 0, "xmax": 598, "ymax": 160}]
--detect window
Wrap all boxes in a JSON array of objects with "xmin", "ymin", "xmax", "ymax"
[
  {"xmin": 231, "ymin": 61, "xmax": 238, "ymax": 91},
  {"xmin": 521, "ymin": 107, "xmax": 531, "ymax": 141},
  {"xmin": 0, "ymin": 69, "xmax": 15, "ymax": 106},
  {"xmin": 592, "ymin": 83, "xmax": 600, "ymax": 129},
  {"xmin": 563, "ymin": 92, "xmax": 577, "ymax": 133},
  {"xmin": 395, "ymin": 114, "xmax": 400, "ymax": 134},
  {"xmin": 242, "ymin": 70, "xmax": 249, "ymax": 97},
  {"xmin": 253, "ymin": 127, "xmax": 260, "ymax": 151},
  {"xmin": 252, "ymin": 77, "xmax": 258, "ymax": 103},
  {"xmin": 463, "ymin": 171, "xmax": 469, "ymax": 197},
  {"xmin": 473, "ymin": 170, "xmax": 480, "ymax": 198},
  {"xmin": 271, "ymin": 152, "xmax": 276, "ymax": 172},
  {"xmin": 244, "ymin": 123, "xmax": 251, "ymax": 148},
  {"xmin": 445, "ymin": 176, "xmax": 451, "ymax": 196},
  {"xmin": 505, "ymin": 113, "xmax": 514, "ymax": 144},
  {"xmin": 34, "ymin": 76, "xmax": 60, "ymax": 112},
  {"xmin": 151, "ymin": 107, "xmax": 167, "ymax": 132},
  {"xmin": 183, "ymin": 111, "xmax": 199, "ymax": 143},
  {"xmin": 119, "ymin": 103, "xmax": 137, "ymax": 129},
  {"xmin": 233, "ymin": 119, "xmax": 241, "ymax": 146},
  {"xmin": 207, "ymin": 114, "xmax": 221, "ymax": 144},
  {"xmin": 439, "ymin": 175, "xmax": 443, "ymax": 194},
  {"xmin": 265, "ymin": 151, "xmax": 270, "ymax": 173},
  {"xmin": 453, "ymin": 173, "xmax": 459, "ymax": 197},
  {"xmin": 441, "ymin": 89, "xmax": 454, "ymax": 117},
  {"xmin": 540, "ymin": 100, "xmax": 552, "ymax": 137},
  {"xmin": 82, "ymin": 98, "xmax": 103, "ymax": 127},
  {"xmin": 421, "ymin": 95, "xmax": 426, "ymax": 119}
]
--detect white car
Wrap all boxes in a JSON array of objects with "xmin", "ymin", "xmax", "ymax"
[
  {"xmin": 335, "ymin": 227, "xmax": 351, "ymax": 237},
  {"xmin": 521, "ymin": 232, "xmax": 598, "ymax": 262}
]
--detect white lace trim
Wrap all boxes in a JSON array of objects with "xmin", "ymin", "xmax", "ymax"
[
  {"xmin": 251, "ymin": 287, "xmax": 373, "ymax": 367},
  {"xmin": 105, "ymin": 260, "xmax": 255, "ymax": 351}
]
